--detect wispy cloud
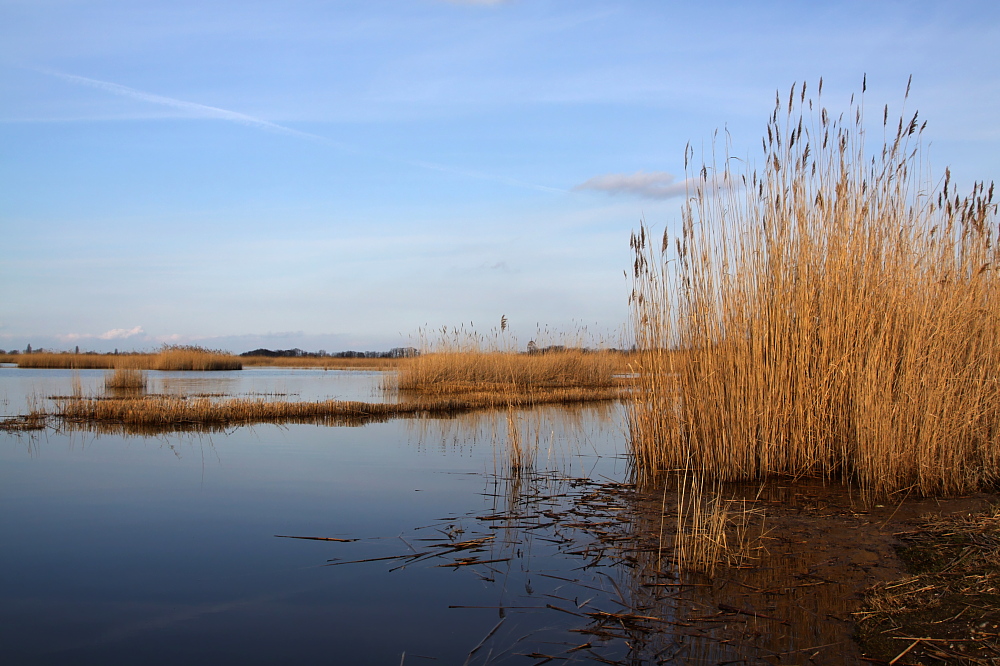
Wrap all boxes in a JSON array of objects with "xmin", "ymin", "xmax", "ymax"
[
  {"xmin": 442, "ymin": 0, "xmax": 511, "ymax": 5},
  {"xmin": 573, "ymin": 170, "xmax": 689, "ymax": 199}
]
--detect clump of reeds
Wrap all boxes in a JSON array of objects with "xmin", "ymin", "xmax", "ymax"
[
  {"xmin": 503, "ymin": 407, "xmax": 536, "ymax": 478},
  {"xmin": 153, "ymin": 345, "xmax": 242, "ymax": 371},
  {"xmin": 628, "ymin": 78, "xmax": 999, "ymax": 499},
  {"xmin": 104, "ymin": 358, "xmax": 147, "ymax": 390}
]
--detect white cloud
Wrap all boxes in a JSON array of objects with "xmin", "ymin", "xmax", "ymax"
[
  {"xmin": 573, "ymin": 171, "xmax": 689, "ymax": 200},
  {"xmin": 99, "ymin": 326, "xmax": 144, "ymax": 340}
]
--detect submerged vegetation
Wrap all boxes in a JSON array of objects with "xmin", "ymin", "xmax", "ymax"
[{"xmin": 628, "ymin": 79, "xmax": 999, "ymax": 499}]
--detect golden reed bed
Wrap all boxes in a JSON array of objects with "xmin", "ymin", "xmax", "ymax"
[{"xmin": 628, "ymin": 80, "xmax": 999, "ymax": 499}]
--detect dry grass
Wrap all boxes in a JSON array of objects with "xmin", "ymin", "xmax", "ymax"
[
  {"xmin": 54, "ymin": 387, "xmax": 623, "ymax": 431},
  {"xmin": 0, "ymin": 413, "xmax": 46, "ymax": 431},
  {"xmin": 13, "ymin": 350, "xmax": 401, "ymax": 371},
  {"xmin": 14, "ymin": 347, "xmax": 242, "ymax": 371},
  {"xmin": 628, "ymin": 79, "xmax": 999, "ymax": 499},
  {"xmin": 393, "ymin": 321, "xmax": 630, "ymax": 394}
]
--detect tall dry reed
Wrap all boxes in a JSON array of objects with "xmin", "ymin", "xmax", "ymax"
[{"xmin": 628, "ymin": 79, "xmax": 999, "ymax": 499}]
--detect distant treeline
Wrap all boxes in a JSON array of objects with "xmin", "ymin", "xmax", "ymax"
[{"xmin": 240, "ymin": 347, "xmax": 419, "ymax": 359}]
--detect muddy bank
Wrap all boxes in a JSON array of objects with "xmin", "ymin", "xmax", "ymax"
[{"xmin": 855, "ymin": 502, "xmax": 1000, "ymax": 665}]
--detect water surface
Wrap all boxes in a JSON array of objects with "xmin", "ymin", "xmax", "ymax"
[{"xmin": 1, "ymin": 367, "xmax": 940, "ymax": 664}]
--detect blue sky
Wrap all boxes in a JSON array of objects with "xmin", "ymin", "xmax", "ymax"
[{"xmin": 2, "ymin": 0, "xmax": 998, "ymax": 353}]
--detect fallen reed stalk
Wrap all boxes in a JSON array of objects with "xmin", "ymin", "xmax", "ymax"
[
  {"xmin": 856, "ymin": 505, "xmax": 1000, "ymax": 662},
  {"xmin": 628, "ymin": 79, "xmax": 999, "ymax": 499}
]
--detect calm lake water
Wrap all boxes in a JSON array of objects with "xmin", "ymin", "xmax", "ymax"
[
  {"xmin": 0, "ymin": 368, "xmax": 635, "ymax": 665},
  {"xmin": 1, "ymin": 367, "xmax": 905, "ymax": 664}
]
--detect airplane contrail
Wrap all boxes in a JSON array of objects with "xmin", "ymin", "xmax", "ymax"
[
  {"xmin": 40, "ymin": 68, "xmax": 336, "ymax": 144},
  {"xmin": 37, "ymin": 67, "xmax": 566, "ymax": 194}
]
